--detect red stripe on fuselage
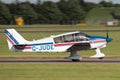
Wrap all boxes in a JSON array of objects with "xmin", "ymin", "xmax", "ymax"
[
  {"xmin": 91, "ymin": 39, "xmax": 106, "ymax": 43},
  {"xmin": 54, "ymin": 42, "xmax": 80, "ymax": 46}
]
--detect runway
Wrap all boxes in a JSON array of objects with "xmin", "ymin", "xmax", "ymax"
[{"xmin": 0, "ymin": 58, "xmax": 120, "ymax": 63}]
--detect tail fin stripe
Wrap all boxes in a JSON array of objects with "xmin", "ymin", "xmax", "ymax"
[
  {"xmin": 6, "ymin": 34, "xmax": 15, "ymax": 45},
  {"xmin": 5, "ymin": 29, "xmax": 19, "ymax": 45}
]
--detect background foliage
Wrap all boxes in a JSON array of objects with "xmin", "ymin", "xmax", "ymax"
[{"xmin": 0, "ymin": 0, "xmax": 120, "ymax": 24}]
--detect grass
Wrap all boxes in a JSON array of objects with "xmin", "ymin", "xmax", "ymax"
[
  {"xmin": 0, "ymin": 63, "xmax": 120, "ymax": 80},
  {"xmin": 1, "ymin": 24, "xmax": 120, "ymax": 32},
  {"xmin": 0, "ymin": 25, "xmax": 120, "ymax": 80}
]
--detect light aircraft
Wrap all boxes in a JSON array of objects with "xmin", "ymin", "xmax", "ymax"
[{"xmin": 5, "ymin": 28, "xmax": 112, "ymax": 61}]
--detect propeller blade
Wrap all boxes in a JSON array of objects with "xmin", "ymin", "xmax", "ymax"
[
  {"xmin": 106, "ymin": 30, "xmax": 112, "ymax": 43},
  {"xmin": 106, "ymin": 30, "xmax": 109, "ymax": 38}
]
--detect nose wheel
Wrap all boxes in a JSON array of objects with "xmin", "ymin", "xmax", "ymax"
[
  {"xmin": 90, "ymin": 48, "xmax": 105, "ymax": 59},
  {"xmin": 98, "ymin": 57, "xmax": 104, "ymax": 59}
]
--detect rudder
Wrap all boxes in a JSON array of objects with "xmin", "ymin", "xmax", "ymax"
[{"xmin": 5, "ymin": 28, "xmax": 27, "ymax": 51}]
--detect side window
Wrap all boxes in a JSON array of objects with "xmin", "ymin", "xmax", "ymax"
[
  {"xmin": 75, "ymin": 33, "xmax": 89, "ymax": 41},
  {"xmin": 54, "ymin": 36, "xmax": 63, "ymax": 43},
  {"xmin": 64, "ymin": 35, "xmax": 74, "ymax": 42}
]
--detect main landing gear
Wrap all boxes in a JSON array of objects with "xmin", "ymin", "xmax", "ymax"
[{"xmin": 66, "ymin": 51, "xmax": 82, "ymax": 62}]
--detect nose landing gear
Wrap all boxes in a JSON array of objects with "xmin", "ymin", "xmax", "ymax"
[{"xmin": 90, "ymin": 48, "xmax": 105, "ymax": 59}]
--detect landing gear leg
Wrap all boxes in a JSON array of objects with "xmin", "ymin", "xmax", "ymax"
[
  {"xmin": 66, "ymin": 51, "xmax": 82, "ymax": 61},
  {"xmin": 90, "ymin": 48, "xmax": 105, "ymax": 59}
]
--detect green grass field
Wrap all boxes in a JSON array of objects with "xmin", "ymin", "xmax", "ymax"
[
  {"xmin": 0, "ymin": 63, "xmax": 120, "ymax": 80},
  {"xmin": 0, "ymin": 25, "xmax": 120, "ymax": 80}
]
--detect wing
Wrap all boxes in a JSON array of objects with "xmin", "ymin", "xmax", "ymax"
[{"xmin": 67, "ymin": 43, "xmax": 90, "ymax": 52}]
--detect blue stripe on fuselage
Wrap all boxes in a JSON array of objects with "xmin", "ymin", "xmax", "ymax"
[
  {"xmin": 89, "ymin": 36, "xmax": 106, "ymax": 40},
  {"xmin": 27, "ymin": 42, "xmax": 53, "ymax": 46}
]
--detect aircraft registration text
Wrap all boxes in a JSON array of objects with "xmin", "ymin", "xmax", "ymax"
[{"xmin": 32, "ymin": 43, "xmax": 54, "ymax": 51}]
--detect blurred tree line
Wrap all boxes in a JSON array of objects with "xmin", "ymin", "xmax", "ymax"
[{"xmin": 0, "ymin": 0, "xmax": 120, "ymax": 25}]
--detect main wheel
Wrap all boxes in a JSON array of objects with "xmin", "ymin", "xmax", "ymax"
[{"xmin": 72, "ymin": 59, "xmax": 80, "ymax": 62}]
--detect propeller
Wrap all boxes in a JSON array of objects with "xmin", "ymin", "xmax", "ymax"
[
  {"xmin": 106, "ymin": 29, "xmax": 109, "ymax": 39},
  {"xmin": 106, "ymin": 29, "xmax": 112, "ymax": 43}
]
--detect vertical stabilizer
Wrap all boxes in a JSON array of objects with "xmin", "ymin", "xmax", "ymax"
[{"xmin": 5, "ymin": 28, "xmax": 27, "ymax": 51}]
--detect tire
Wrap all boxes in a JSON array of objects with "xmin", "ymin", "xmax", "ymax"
[{"xmin": 72, "ymin": 59, "xmax": 80, "ymax": 62}]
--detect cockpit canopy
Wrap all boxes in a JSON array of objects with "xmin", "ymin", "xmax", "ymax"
[{"xmin": 54, "ymin": 31, "xmax": 90, "ymax": 43}]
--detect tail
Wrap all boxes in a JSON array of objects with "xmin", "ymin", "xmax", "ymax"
[{"xmin": 5, "ymin": 28, "xmax": 28, "ymax": 51}]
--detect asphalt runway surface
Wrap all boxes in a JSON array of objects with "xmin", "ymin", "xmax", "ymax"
[{"xmin": 0, "ymin": 58, "xmax": 120, "ymax": 63}]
